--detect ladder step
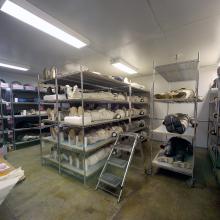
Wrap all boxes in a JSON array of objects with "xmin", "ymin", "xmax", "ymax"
[
  {"xmin": 114, "ymin": 144, "xmax": 132, "ymax": 152},
  {"xmin": 99, "ymin": 173, "xmax": 122, "ymax": 188},
  {"xmin": 108, "ymin": 157, "xmax": 127, "ymax": 169}
]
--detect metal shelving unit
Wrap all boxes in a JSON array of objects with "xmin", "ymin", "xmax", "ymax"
[
  {"xmin": 10, "ymin": 87, "xmax": 48, "ymax": 149},
  {"xmin": 38, "ymin": 67, "xmax": 150, "ymax": 185},
  {"xmin": 0, "ymin": 84, "xmax": 12, "ymax": 154},
  {"xmin": 148, "ymin": 56, "xmax": 200, "ymax": 186},
  {"xmin": 0, "ymin": 86, "xmax": 6, "ymax": 155},
  {"xmin": 207, "ymin": 78, "xmax": 220, "ymax": 184}
]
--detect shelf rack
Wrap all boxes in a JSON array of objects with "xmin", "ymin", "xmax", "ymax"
[
  {"xmin": 0, "ymin": 85, "xmax": 12, "ymax": 154},
  {"xmin": 38, "ymin": 67, "xmax": 150, "ymax": 185},
  {"xmin": 148, "ymin": 55, "xmax": 200, "ymax": 185},
  {"xmin": 0, "ymin": 86, "xmax": 6, "ymax": 155},
  {"xmin": 7, "ymin": 86, "xmax": 48, "ymax": 150},
  {"xmin": 207, "ymin": 79, "xmax": 220, "ymax": 184}
]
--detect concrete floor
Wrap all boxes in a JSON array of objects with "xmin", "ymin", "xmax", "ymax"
[{"xmin": 0, "ymin": 144, "xmax": 220, "ymax": 220}]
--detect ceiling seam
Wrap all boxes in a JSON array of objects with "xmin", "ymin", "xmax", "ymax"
[
  {"xmin": 163, "ymin": 13, "xmax": 220, "ymax": 34},
  {"xmin": 144, "ymin": 0, "xmax": 173, "ymax": 62},
  {"xmin": 145, "ymin": 0, "xmax": 165, "ymax": 35}
]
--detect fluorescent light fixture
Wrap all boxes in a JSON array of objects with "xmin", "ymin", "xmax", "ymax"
[
  {"xmin": 111, "ymin": 58, "xmax": 138, "ymax": 74},
  {"xmin": 0, "ymin": 62, "xmax": 29, "ymax": 71},
  {"xmin": 0, "ymin": 0, "xmax": 89, "ymax": 48}
]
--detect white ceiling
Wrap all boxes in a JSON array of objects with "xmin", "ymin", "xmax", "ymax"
[{"xmin": 0, "ymin": 0, "xmax": 220, "ymax": 76}]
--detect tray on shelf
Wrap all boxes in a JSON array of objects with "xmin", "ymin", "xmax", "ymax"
[
  {"xmin": 42, "ymin": 119, "xmax": 58, "ymax": 124},
  {"xmin": 14, "ymin": 114, "xmax": 48, "ymax": 118},
  {"xmin": 61, "ymin": 117, "xmax": 130, "ymax": 128},
  {"xmin": 42, "ymin": 154, "xmax": 106, "ymax": 177},
  {"xmin": 152, "ymin": 150, "xmax": 193, "ymax": 176},
  {"xmin": 152, "ymin": 125, "xmax": 194, "ymax": 139},
  {"xmin": 155, "ymin": 60, "xmax": 199, "ymax": 82},
  {"xmin": 154, "ymin": 98, "xmax": 201, "ymax": 103},
  {"xmin": 130, "ymin": 125, "xmax": 148, "ymax": 133},
  {"xmin": 131, "ymin": 114, "xmax": 149, "ymax": 119},
  {"xmin": 15, "ymin": 138, "xmax": 40, "ymax": 146},
  {"xmin": 49, "ymin": 98, "xmax": 129, "ymax": 104},
  {"xmin": 42, "ymin": 136, "xmax": 115, "ymax": 153},
  {"xmin": 210, "ymin": 88, "xmax": 218, "ymax": 94},
  {"xmin": 42, "ymin": 71, "xmax": 149, "ymax": 93},
  {"xmin": 13, "ymin": 102, "xmax": 39, "ymax": 105}
]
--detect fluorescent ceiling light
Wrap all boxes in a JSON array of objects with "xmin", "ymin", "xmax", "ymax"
[
  {"xmin": 111, "ymin": 59, "xmax": 138, "ymax": 74},
  {"xmin": 0, "ymin": 62, "xmax": 29, "ymax": 71},
  {"xmin": 0, "ymin": 0, "xmax": 89, "ymax": 49}
]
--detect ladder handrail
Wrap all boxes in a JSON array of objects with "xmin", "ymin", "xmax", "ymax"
[
  {"xmin": 96, "ymin": 132, "xmax": 139, "ymax": 203},
  {"xmin": 120, "ymin": 135, "xmax": 138, "ymax": 187},
  {"xmin": 95, "ymin": 135, "xmax": 120, "ymax": 190}
]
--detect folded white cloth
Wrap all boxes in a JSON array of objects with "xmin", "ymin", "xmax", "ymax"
[
  {"xmin": 87, "ymin": 128, "xmax": 112, "ymax": 144},
  {"xmin": 66, "ymin": 85, "xmax": 81, "ymax": 99},
  {"xmin": 89, "ymin": 108, "xmax": 114, "ymax": 121},
  {"xmin": 44, "ymin": 94, "xmax": 66, "ymax": 101},
  {"xmin": 64, "ymin": 116, "xmax": 92, "ymax": 125},
  {"xmin": 85, "ymin": 148, "xmax": 110, "ymax": 169}
]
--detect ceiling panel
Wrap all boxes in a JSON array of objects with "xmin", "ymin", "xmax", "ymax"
[
  {"xmin": 164, "ymin": 15, "xmax": 220, "ymax": 66},
  {"xmin": 0, "ymin": 0, "xmax": 220, "ymax": 76},
  {"xmin": 150, "ymin": 0, "xmax": 220, "ymax": 31},
  {"xmin": 26, "ymin": 0, "xmax": 161, "ymax": 52}
]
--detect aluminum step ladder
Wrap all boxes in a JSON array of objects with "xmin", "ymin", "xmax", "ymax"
[{"xmin": 95, "ymin": 132, "xmax": 139, "ymax": 203}]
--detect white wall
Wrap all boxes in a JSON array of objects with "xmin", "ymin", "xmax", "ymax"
[{"xmin": 131, "ymin": 65, "xmax": 217, "ymax": 148}]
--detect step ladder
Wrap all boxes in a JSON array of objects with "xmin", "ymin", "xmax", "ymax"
[{"xmin": 95, "ymin": 132, "xmax": 139, "ymax": 203}]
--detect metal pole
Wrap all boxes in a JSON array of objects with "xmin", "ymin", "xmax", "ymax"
[
  {"xmin": 206, "ymin": 80, "xmax": 213, "ymax": 154},
  {"xmin": 129, "ymin": 84, "xmax": 132, "ymax": 124},
  {"xmin": 10, "ymin": 84, "xmax": 15, "ymax": 150},
  {"xmin": 55, "ymin": 68, "xmax": 61, "ymax": 174},
  {"xmin": 118, "ymin": 134, "xmax": 138, "ymax": 202},
  {"xmin": 148, "ymin": 60, "xmax": 155, "ymax": 174},
  {"xmin": 37, "ymin": 74, "xmax": 43, "ymax": 164},
  {"xmin": 192, "ymin": 52, "xmax": 200, "ymax": 181},
  {"xmin": 80, "ymin": 65, "xmax": 86, "ymax": 185},
  {"xmin": 0, "ymin": 86, "xmax": 3, "ymax": 150},
  {"xmin": 214, "ymin": 71, "xmax": 220, "ymax": 173}
]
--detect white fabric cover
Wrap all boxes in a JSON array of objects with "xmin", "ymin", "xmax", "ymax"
[
  {"xmin": 66, "ymin": 85, "xmax": 126, "ymax": 101},
  {"xmin": 64, "ymin": 116, "xmax": 92, "ymax": 125},
  {"xmin": 130, "ymin": 108, "xmax": 147, "ymax": 116},
  {"xmin": 0, "ymin": 167, "xmax": 24, "ymax": 205},
  {"xmin": 111, "ymin": 126, "xmax": 123, "ymax": 137},
  {"xmin": 114, "ymin": 109, "xmax": 126, "ymax": 119},
  {"xmin": 85, "ymin": 148, "xmax": 110, "ymax": 168},
  {"xmin": 68, "ymin": 129, "xmax": 76, "ymax": 142},
  {"xmin": 79, "ymin": 125, "xmax": 124, "ymax": 145},
  {"xmin": 66, "ymin": 85, "xmax": 81, "ymax": 99},
  {"xmin": 44, "ymin": 94, "xmax": 66, "ymax": 101},
  {"xmin": 130, "ymin": 96, "xmax": 148, "ymax": 103},
  {"xmin": 69, "ymin": 107, "xmax": 78, "ymax": 116},
  {"xmin": 87, "ymin": 128, "xmax": 111, "ymax": 144},
  {"xmin": 89, "ymin": 109, "xmax": 114, "ymax": 121}
]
